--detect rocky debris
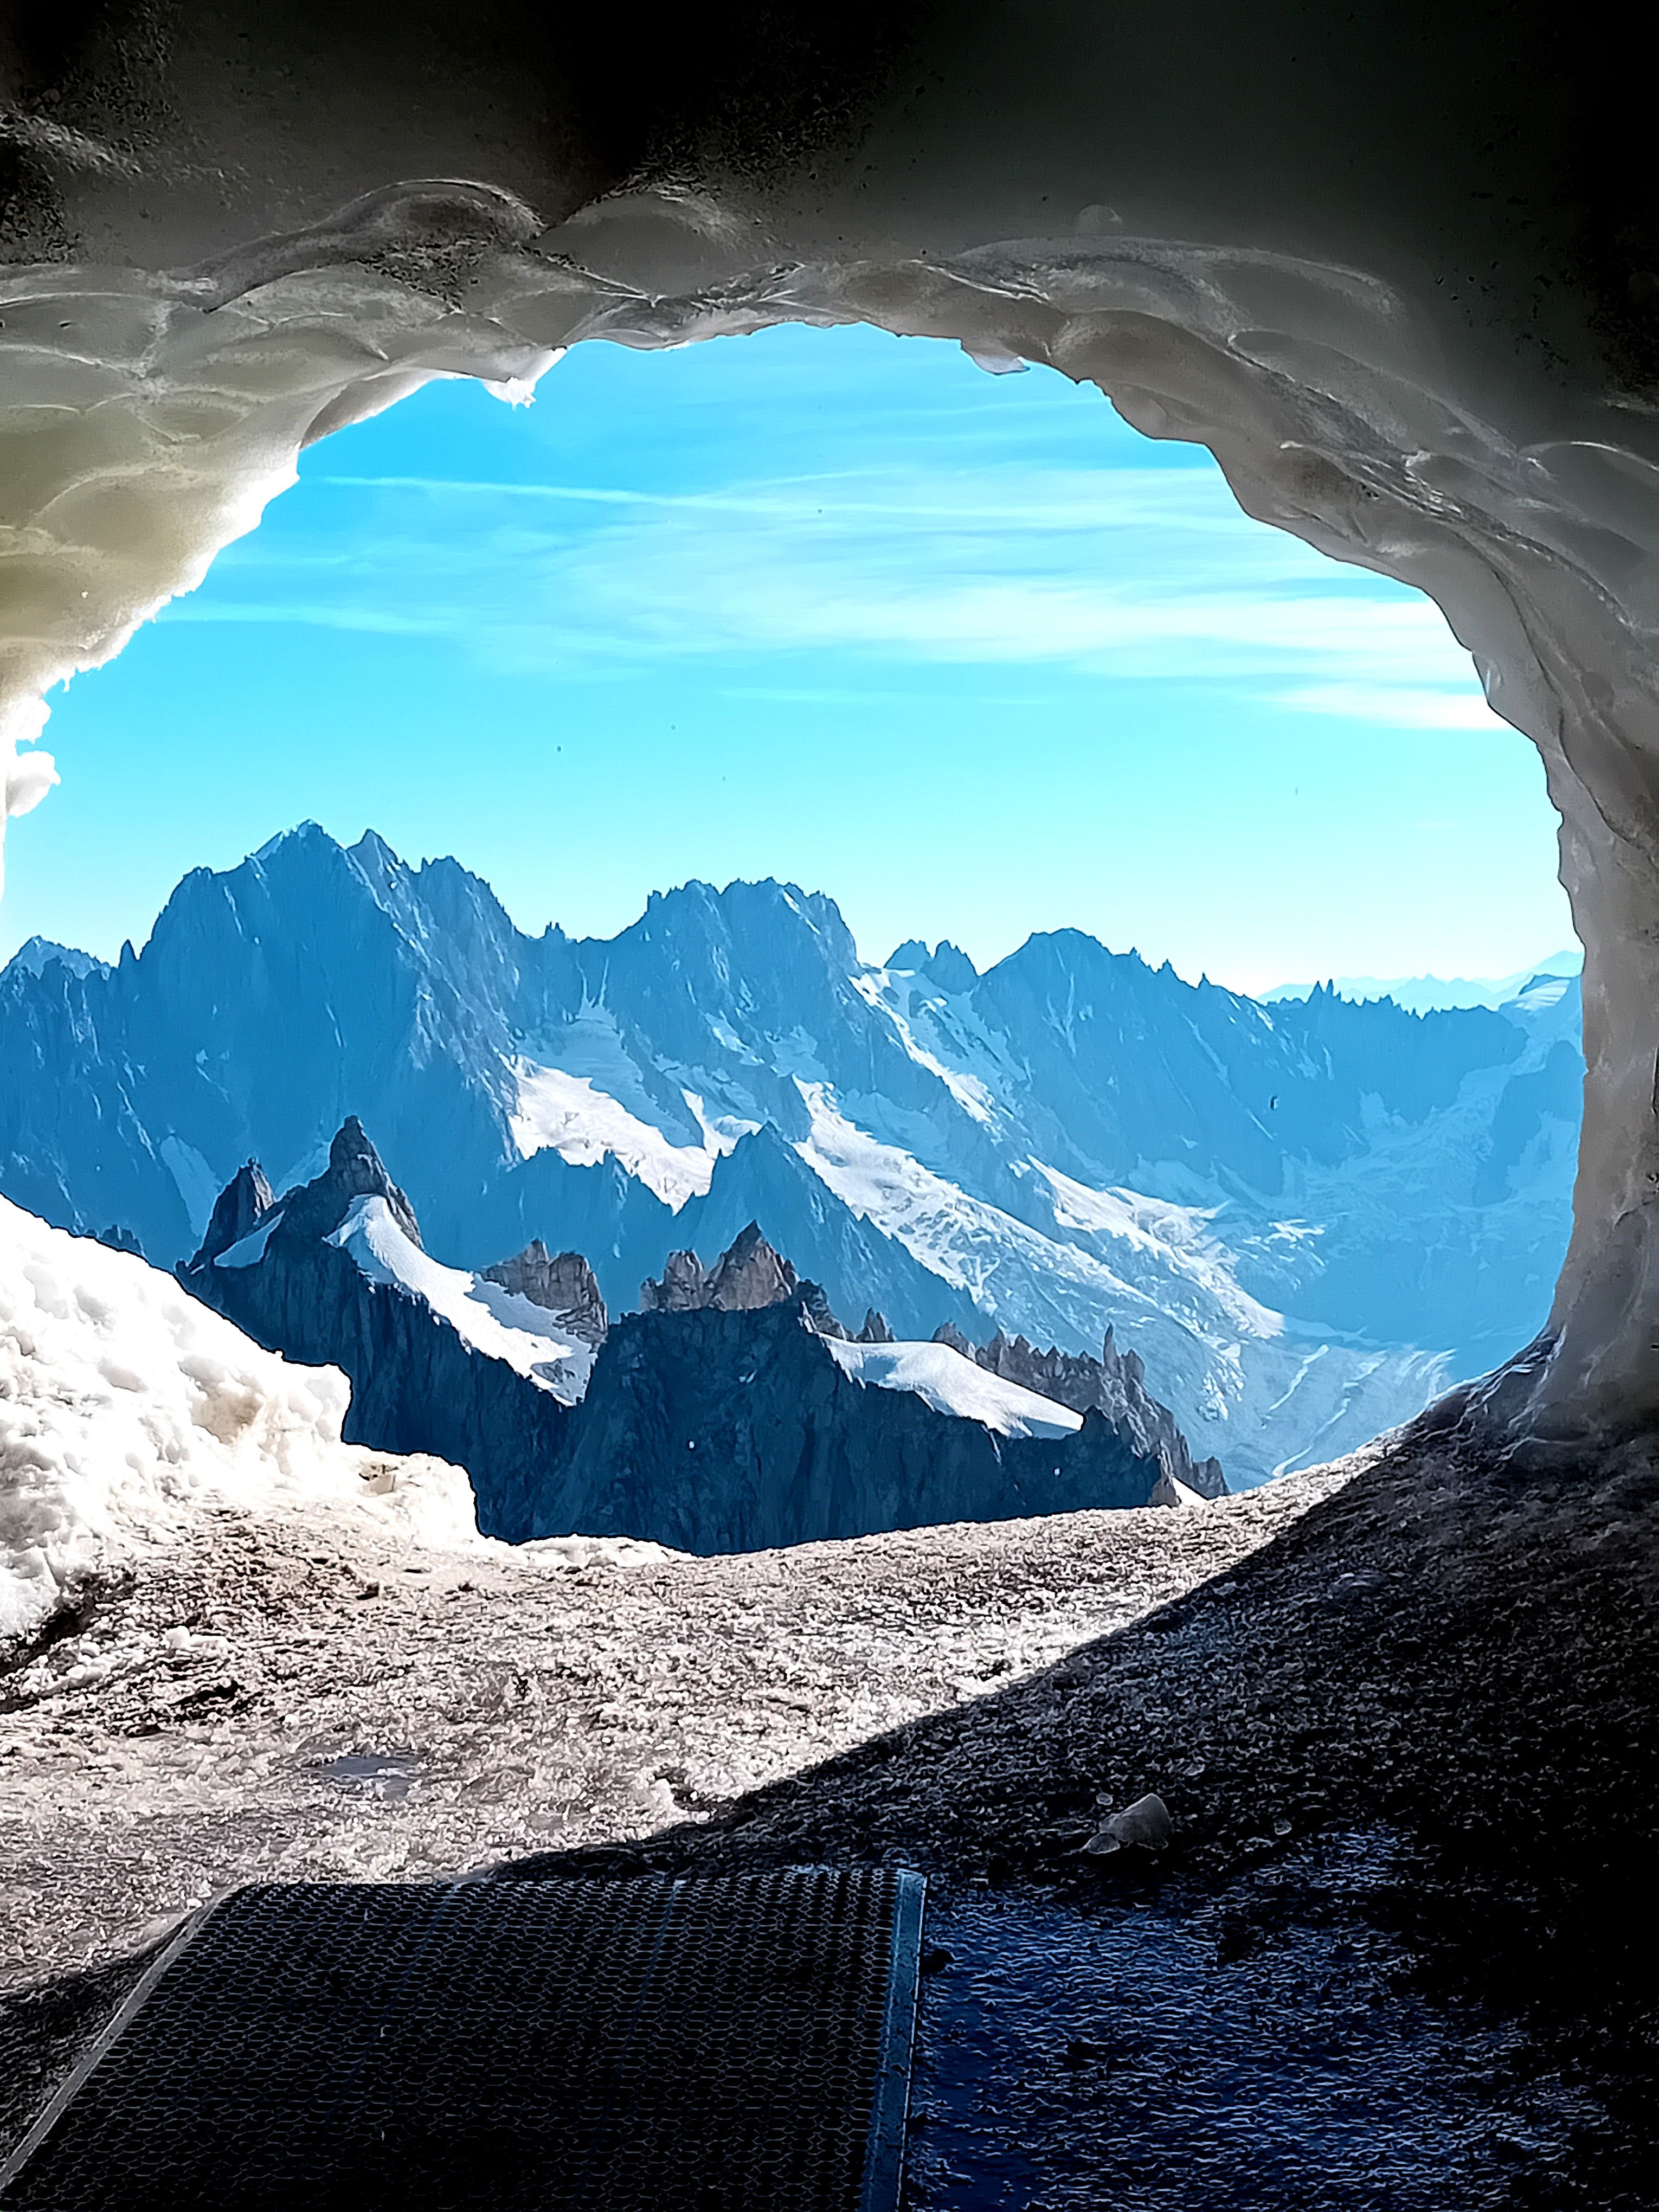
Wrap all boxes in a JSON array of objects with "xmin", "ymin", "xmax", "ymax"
[
  {"xmin": 8, "ymin": 1441, "xmax": 1658, "ymax": 2195},
  {"xmin": 641, "ymin": 1223, "xmax": 799, "ymax": 1315},
  {"xmin": 480, "ymin": 1241, "xmax": 607, "ymax": 1343},
  {"xmin": 0, "ymin": 1463, "xmax": 1333, "ymax": 2010},
  {"xmin": 190, "ymin": 1161, "xmax": 274, "ymax": 1268},
  {"xmin": 856, "ymin": 1308, "xmax": 895, "ymax": 1343},
  {"xmin": 585, "ymin": 1426, "xmax": 1659, "ymax": 2156}
]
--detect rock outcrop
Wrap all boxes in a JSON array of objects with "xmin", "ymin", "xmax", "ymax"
[
  {"xmin": 533, "ymin": 1293, "xmax": 1169, "ymax": 1552},
  {"xmin": 194, "ymin": 1161, "xmax": 275, "ymax": 1268},
  {"xmin": 970, "ymin": 1327, "xmax": 1227, "ymax": 1499},
  {"xmin": 181, "ymin": 1124, "xmax": 574, "ymax": 1517},
  {"xmin": 480, "ymin": 1242, "xmax": 607, "ymax": 1343},
  {"xmin": 641, "ymin": 1223, "xmax": 800, "ymax": 1314}
]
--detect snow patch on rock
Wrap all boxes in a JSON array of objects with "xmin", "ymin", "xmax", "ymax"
[
  {"xmin": 509, "ymin": 1059, "xmax": 747, "ymax": 1209},
  {"xmin": 825, "ymin": 1337, "xmax": 1084, "ymax": 1441},
  {"xmin": 326, "ymin": 1195, "xmax": 586, "ymax": 1392}
]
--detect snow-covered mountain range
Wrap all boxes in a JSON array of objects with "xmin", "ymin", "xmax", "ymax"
[
  {"xmin": 177, "ymin": 1120, "xmax": 1200, "ymax": 1548},
  {"xmin": 1263, "ymin": 948, "xmax": 1582, "ymax": 1015},
  {"xmin": 0, "ymin": 825, "xmax": 1581, "ymax": 1485}
]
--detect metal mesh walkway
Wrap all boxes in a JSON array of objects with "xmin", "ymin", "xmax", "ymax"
[{"xmin": 0, "ymin": 1868, "xmax": 924, "ymax": 2212}]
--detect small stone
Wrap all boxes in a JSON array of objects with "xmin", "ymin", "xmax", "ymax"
[{"xmin": 1098, "ymin": 1792, "xmax": 1174, "ymax": 1851}]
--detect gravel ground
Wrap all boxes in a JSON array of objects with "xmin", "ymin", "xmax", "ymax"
[
  {"xmin": 5, "ymin": 1430, "xmax": 1658, "ymax": 2202},
  {"xmin": 0, "ymin": 1468, "xmax": 1338, "ymax": 1995}
]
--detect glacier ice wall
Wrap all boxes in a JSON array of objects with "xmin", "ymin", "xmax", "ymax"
[{"xmin": 3, "ymin": 1, "xmax": 1657, "ymax": 1452}]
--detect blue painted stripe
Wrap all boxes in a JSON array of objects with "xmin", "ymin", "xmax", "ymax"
[{"xmin": 859, "ymin": 1869, "xmax": 927, "ymax": 2212}]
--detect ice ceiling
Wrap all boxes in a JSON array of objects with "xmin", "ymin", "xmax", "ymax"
[{"xmin": 3, "ymin": 1, "xmax": 1658, "ymax": 1454}]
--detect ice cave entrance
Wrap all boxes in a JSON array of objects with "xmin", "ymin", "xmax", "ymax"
[{"xmin": 0, "ymin": 321, "xmax": 1579, "ymax": 1489}]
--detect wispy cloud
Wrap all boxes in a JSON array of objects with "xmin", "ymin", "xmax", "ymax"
[
  {"xmin": 175, "ymin": 459, "xmax": 1495, "ymax": 730},
  {"xmin": 1278, "ymin": 684, "xmax": 1502, "ymax": 731}
]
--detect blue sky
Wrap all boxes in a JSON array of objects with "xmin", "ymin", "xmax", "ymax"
[{"xmin": 1, "ymin": 322, "xmax": 1573, "ymax": 991}]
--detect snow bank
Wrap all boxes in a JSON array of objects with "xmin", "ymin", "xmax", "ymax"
[
  {"xmin": 824, "ymin": 1336, "xmax": 1083, "ymax": 1441},
  {"xmin": 0, "ymin": 1196, "xmax": 488, "ymax": 1644}
]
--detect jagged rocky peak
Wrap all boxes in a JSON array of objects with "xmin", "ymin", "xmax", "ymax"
[
  {"xmin": 641, "ymin": 1224, "xmax": 800, "ymax": 1315},
  {"xmin": 640, "ymin": 1249, "xmax": 711, "ymax": 1313},
  {"xmin": 284, "ymin": 1117, "xmax": 425, "ymax": 1248},
  {"xmin": 481, "ymin": 1240, "xmax": 608, "ymax": 1343},
  {"xmin": 887, "ymin": 937, "xmax": 979, "ymax": 993},
  {"xmin": 192, "ymin": 1160, "xmax": 275, "ymax": 1268},
  {"xmin": 1101, "ymin": 1326, "xmax": 1147, "ymax": 1391},
  {"xmin": 705, "ymin": 1223, "xmax": 800, "ymax": 1311},
  {"xmin": 856, "ymin": 1309, "xmax": 895, "ymax": 1344},
  {"xmin": 188, "ymin": 1118, "xmax": 423, "ymax": 1274},
  {"xmin": 936, "ymin": 1320, "xmax": 1225, "ymax": 1497}
]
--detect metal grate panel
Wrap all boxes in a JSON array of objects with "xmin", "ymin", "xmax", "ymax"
[{"xmin": 0, "ymin": 1868, "xmax": 924, "ymax": 2212}]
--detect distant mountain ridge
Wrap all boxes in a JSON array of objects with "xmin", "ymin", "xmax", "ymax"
[
  {"xmin": 0, "ymin": 824, "xmax": 1581, "ymax": 1484},
  {"xmin": 179, "ymin": 1119, "xmax": 1193, "ymax": 1546},
  {"xmin": 1263, "ymin": 948, "xmax": 1582, "ymax": 1015}
]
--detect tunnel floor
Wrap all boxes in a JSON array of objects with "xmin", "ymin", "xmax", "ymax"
[
  {"xmin": 904, "ymin": 1848, "xmax": 1607, "ymax": 2211},
  {"xmin": 4, "ymin": 1433, "xmax": 1658, "ymax": 2202}
]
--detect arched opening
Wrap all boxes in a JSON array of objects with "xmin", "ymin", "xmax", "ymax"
[
  {"xmin": 4, "ymin": 221, "xmax": 1650, "ymax": 1458},
  {"xmin": 5, "ymin": 6, "xmax": 1659, "ymax": 2196},
  {"xmin": 2, "ymin": 321, "xmax": 1578, "ymax": 1494}
]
